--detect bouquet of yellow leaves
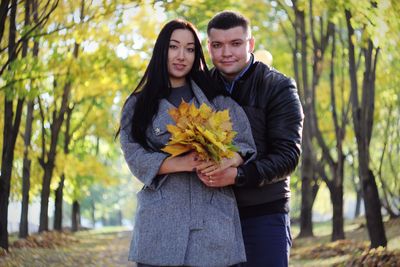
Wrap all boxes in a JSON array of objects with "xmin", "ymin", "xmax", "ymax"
[{"xmin": 161, "ymin": 100, "xmax": 238, "ymax": 163}]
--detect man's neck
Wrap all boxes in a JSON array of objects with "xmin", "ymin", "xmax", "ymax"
[
  {"xmin": 220, "ymin": 55, "xmax": 253, "ymax": 83},
  {"xmin": 218, "ymin": 55, "xmax": 254, "ymax": 94},
  {"xmin": 220, "ymin": 72, "xmax": 236, "ymax": 82}
]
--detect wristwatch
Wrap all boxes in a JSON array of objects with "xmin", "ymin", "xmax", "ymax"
[{"xmin": 235, "ymin": 167, "xmax": 246, "ymax": 186}]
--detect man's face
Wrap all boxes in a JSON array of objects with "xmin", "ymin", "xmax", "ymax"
[{"xmin": 208, "ymin": 26, "xmax": 254, "ymax": 81}]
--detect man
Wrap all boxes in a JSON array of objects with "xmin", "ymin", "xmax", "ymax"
[{"xmin": 205, "ymin": 11, "xmax": 304, "ymax": 266}]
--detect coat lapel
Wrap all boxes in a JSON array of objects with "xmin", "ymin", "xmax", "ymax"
[
  {"xmin": 150, "ymin": 81, "xmax": 214, "ymax": 140},
  {"xmin": 191, "ymin": 80, "xmax": 212, "ymax": 108},
  {"xmin": 151, "ymin": 99, "xmax": 174, "ymax": 137}
]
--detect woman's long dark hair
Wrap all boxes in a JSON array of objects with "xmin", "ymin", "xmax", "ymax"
[{"xmin": 121, "ymin": 19, "xmax": 226, "ymax": 150}]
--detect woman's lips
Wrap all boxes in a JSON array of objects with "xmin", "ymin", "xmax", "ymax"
[{"xmin": 173, "ymin": 63, "xmax": 186, "ymax": 70}]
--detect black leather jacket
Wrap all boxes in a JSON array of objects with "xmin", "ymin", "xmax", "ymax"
[{"xmin": 211, "ymin": 60, "xmax": 304, "ymax": 209}]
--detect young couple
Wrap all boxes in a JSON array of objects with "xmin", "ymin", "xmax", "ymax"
[{"xmin": 120, "ymin": 11, "xmax": 304, "ymax": 267}]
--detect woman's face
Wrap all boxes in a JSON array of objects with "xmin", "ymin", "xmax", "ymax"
[{"xmin": 167, "ymin": 29, "xmax": 196, "ymax": 88}]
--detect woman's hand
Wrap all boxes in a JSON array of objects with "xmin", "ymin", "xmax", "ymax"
[
  {"xmin": 179, "ymin": 151, "xmax": 203, "ymax": 172},
  {"xmin": 158, "ymin": 151, "xmax": 202, "ymax": 174}
]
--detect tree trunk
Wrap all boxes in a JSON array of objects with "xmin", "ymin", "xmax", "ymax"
[
  {"xmin": 299, "ymin": 124, "xmax": 314, "ymax": 237},
  {"xmin": 355, "ymin": 188, "xmax": 362, "ymax": 218},
  {"xmin": 19, "ymin": 0, "xmax": 34, "ymax": 238},
  {"xmin": 292, "ymin": 3, "xmax": 317, "ymax": 238},
  {"xmin": 53, "ymin": 174, "xmax": 65, "ymax": 231},
  {"xmin": 39, "ymin": 165, "xmax": 53, "ymax": 232},
  {"xmin": 20, "ymin": 0, "xmax": 41, "ymax": 237},
  {"xmin": 330, "ymin": 182, "xmax": 345, "ymax": 240},
  {"xmin": 53, "ymin": 104, "xmax": 73, "ymax": 231},
  {"xmin": 0, "ymin": 0, "xmax": 23, "ymax": 250},
  {"xmin": 358, "ymin": 43, "xmax": 386, "ymax": 247},
  {"xmin": 72, "ymin": 200, "xmax": 81, "ymax": 232},
  {"xmin": 350, "ymin": 153, "xmax": 362, "ymax": 218},
  {"xmin": 19, "ymin": 100, "xmax": 34, "ymax": 238},
  {"xmin": 38, "ymin": 0, "xmax": 82, "ymax": 232},
  {"xmin": 0, "ymin": 0, "xmax": 11, "ymax": 43},
  {"xmin": 101, "ymin": 216, "xmax": 107, "ymax": 226},
  {"xmin": 290, "ymin": 3, "xmax": 316, "ymax": 238},
  {"xmin": 362, "ymin": 169, "xmax": 387, "ymax": 247},
  {"xmin": 117, "ymin": 210, "xmax": 123, "ymax": 226},
  {"xmin": 38, "ymin": 77, "xmax": 73, "ymax": 232},
  {"xmin": 346, "ymin": 9, "xmax": 387, "ymax": 248},
  {"xmin": 91, "ymin": 199, "xmax": 96, "ymax": 228}
]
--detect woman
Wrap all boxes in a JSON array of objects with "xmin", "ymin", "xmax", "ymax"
[{"xmin": 119, "ymin": 19, "xmax": 255, "ymax": 266}]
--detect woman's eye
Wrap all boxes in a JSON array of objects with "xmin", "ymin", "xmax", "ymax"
[
  {"xmin": 169, "ymin": 45, "xmax": 177, "ymax": 49},
  {"xmin": 187, "ymin": 47, "xmax": 195, "ymax": 52}
]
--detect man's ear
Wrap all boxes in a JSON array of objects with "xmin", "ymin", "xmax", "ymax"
[
  {"xmin": 207, "ymin": 39, "xmax": 211, "ymax": 52},
  {"xmin": 249, "ymin": 37, "xmax": 255, "ymax": 53}
]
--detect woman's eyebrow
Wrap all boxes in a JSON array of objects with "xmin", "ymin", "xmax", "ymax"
[{"xmin": 170, "ymin": 39, "xmax": 195, "ymax": 45}]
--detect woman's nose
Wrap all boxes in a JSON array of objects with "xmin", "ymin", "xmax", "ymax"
[{"xmin": 177, "ymin": 48, "xmax": 185, "ymax": 59}]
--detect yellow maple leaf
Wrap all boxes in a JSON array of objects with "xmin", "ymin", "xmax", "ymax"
[
  {"xmin": 161, "ymin": 143, "xmax": 192, "ymax": 157},
  {"xmin": 198, "ymin": 103, "xmax": 212, "ymax": 119},
  {"xmin": 189, "ymin": 102, "xmax": 199, "ymax": 118}
]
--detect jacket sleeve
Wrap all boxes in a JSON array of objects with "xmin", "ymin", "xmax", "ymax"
[
  {"xmin": 120, "ymin": 95, "xmax": 169, "ymax": 190},
  {"xmin": 214, "ymin": 96, "xmax": 257, "ymax": 164},
  {"xmin": 240, "ymin": 76, "xmax": 304, "ymax": 187}
]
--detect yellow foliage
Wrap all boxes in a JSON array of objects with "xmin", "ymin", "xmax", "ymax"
[{"xmin": 161, "ymin": 101, "xmax": 237, "ymax": 163}]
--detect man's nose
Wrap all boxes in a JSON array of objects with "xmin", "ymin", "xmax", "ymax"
[{"xmin": 222, "ymin": 45, "xmax": 232, "ymax": 56}]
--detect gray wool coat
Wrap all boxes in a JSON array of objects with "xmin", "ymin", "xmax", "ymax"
[{"xmin": 120, "ymin": 81, "xmax": 256, "ymax": 267}]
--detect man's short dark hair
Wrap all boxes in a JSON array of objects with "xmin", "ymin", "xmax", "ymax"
[{"xmin": 207, "ymin": 11, "xmax": 251, "ymax": 35}]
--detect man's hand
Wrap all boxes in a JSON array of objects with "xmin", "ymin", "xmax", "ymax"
[
  {"xmin": 196, "ymin": 152, "xmax": 243, "ymax": 176},
  {"xmin": 197, "ymin": 167, "xmax": 237, "ymax": 187}
]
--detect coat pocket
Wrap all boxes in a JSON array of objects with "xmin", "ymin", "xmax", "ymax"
[
  {"xmin": 136, "ymin": 187, "xmax": 163, "ymax": 207},
  {"xmin": 193, "ymin": 190, "xmax": 236, "ymax": 263},
  {"xmin": 210, "ymin": 190, "xmax": 235, "ymax": 220}
]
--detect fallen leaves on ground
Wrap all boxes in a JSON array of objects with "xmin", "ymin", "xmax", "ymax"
[
  {"xmin": 0, "ymin": 229, "xmax": 134, "ymax": 267},
  {"xmin": 291, "ymin": 239, "xmax": 400, "ymax": 266},
  {"xmin": 0, "ymin": 248, "xmax": 7, "ymax": 257},
  {"xmin": 292, "ymin": 239, "xmax": 370, "ymax": 260},
  {"xmin": 341, "ymin": 247, "xmax": 400, "ymax": 267},
  {"xmin": 12, "ymin": 231, "xmax": 79, "ymax": 249}
]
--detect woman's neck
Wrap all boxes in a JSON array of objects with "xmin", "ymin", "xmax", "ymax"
[{"xmin": 170, "ymin": 77, "xmax": 186, "ymax": 88}]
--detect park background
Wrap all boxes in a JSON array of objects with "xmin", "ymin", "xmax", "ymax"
[{"xmin": 1, "ymin": 0, "xmax": 399, "ymax": 266}]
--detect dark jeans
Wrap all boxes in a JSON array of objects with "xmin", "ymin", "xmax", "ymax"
[{"xmin": 235, "ymin": 213, "xmax": 292, "ymax": 267}]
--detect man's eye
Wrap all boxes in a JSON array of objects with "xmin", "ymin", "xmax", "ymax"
[
  {"xmin": 212, "ymin": 43, "xmax": 221, "ymax": 48},
  {"xmin": 232, "ymin": 42, "xmax": 242, "ymax": 47}
]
